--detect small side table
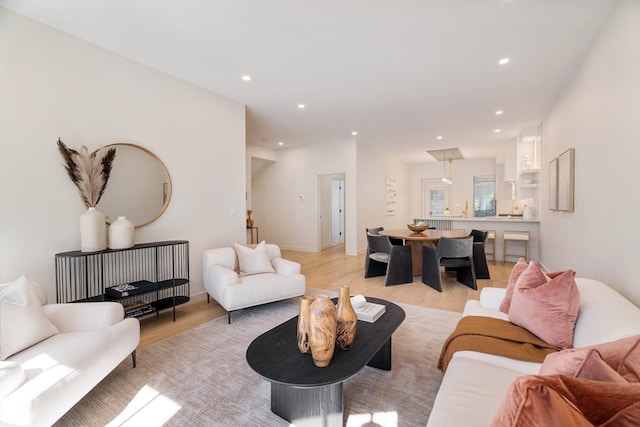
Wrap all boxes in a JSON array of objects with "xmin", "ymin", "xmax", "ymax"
[{"xmin": 247, "ymin": 226, "xmax": 259, "ymax": 244}]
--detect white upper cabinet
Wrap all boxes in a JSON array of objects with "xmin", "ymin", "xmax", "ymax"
[
  {"xmin": 504, "ymin": 138, "xmax": 517, "ymax": 183},
  {"xmin": 516, "ymin": 125, "xmax": 541, "ymax": 211}
]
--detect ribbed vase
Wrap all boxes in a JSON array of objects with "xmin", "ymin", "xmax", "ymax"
[
  {"xmin": 80, "ymin": 207, "xmax": 107, "ymax": 252},
  {"xmin": 336, "ymin": 286, "xmax": 357, "ymax": 350},
  {"xmin": 308, "ymin": 295, "xmax": 337, "ymax": 367},
  {"xmin": 297, "ymin": 296, "xmax": 314, "ymax": 353},
  {"xmin": 108, "ymin": 216, "xmax": 135, "ymax": 249}
]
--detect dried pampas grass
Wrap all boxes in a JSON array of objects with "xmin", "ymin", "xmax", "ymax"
[{"xmin": 57, "ymin": 138, "xmax": 117, "ymax": 207}]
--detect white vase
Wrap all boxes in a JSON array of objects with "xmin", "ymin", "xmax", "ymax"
[
  {"xmin": 108, "ymin": 216, "xmax": 135, "ymax": 249},
  {"xmin": 80, "ymin": 207, "xmax": 107, "ymax": 252}
]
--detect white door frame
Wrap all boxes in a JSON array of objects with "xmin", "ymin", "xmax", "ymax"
[{"xmin": 317, "ymin": 171, "xmax": 347, "ymax": 252}]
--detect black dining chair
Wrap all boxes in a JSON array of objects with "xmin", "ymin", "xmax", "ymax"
[
  {"xmin": 364, "ymin": 232, "xmax": 413, "ymax": 286},
  {"xmin": 469, "ymin": 229, "xmax": 490, "ymax": 280},
  {"xmin": 366, "ymin": 226, "xmax": 403, "ymax": 245},
  {"xmin": 421, "ymin": 236, "xmax": 476, "ymax": 292}
]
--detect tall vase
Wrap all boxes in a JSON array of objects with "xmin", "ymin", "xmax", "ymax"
[
  {"xmin": 308, "ymin": 295, "xmax": 337, "ymax": 367},
  {"xmin": 80, "ymin": 207, "xmax": 107, "ymax": 252},
  {"xmin": 246, "ymin": 209, "xmax": 254, "ymax": 228},
  {"xmin": 297, "ymin": 296, "xmax": 314, "ymax": 353},
  {"xmin": 108, "ymin": 216, "xmax": 135, "ymax": 249},
  {"xmin": 336, "ymin": 286, "xmax": 357, "ymax": 350}
]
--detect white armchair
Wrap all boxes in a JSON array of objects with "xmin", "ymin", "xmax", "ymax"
[{"xmin": 202, "ymin": 243, "xmax": 306, "ymax": 323}]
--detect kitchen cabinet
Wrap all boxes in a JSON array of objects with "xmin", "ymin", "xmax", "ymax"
[
  {"xmin": 515, "ymin": 126, "xmax": 541, "ymax": 215},
  {"xmin": 504, "ymin": 138, "xmax": 517, "ymax": 182}
]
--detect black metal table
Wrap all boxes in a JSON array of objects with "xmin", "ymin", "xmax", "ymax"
[{"xmin": 246, "ymin": 297, "xmax": 405, "ymax": 427}]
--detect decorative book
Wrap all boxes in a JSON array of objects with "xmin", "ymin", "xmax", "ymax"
[
  {"xmin": 124, "ymin": 301, "xmax": 156, "ymax": 317},
  {"xmin": 105, "ymin": 280, "xmax": 157, "ymax": 298},
  {"xmin": 354, "ymin": 302, "xmax": 386, "ymax": 323}
]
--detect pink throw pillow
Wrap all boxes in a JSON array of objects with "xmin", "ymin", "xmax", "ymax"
[
  {"xmin": 491, "ymin": 375, "xmax": 640, "ymax": 427},
  {"xmin": 541, "ymin": 336, "xmax": 640, "ymax": 382},
  {"xmin": 499, "ymin": 257, "xmax": 528, "ymax": 313},
  {"xmin": 540, "ymin": 348, "xmax": 626, "ymax": 382},
  {"xmin": 508, "ymin": 263, "xmax": 579, "ymax": 349}
]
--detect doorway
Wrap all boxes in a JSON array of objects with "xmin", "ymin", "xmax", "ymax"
[{"xmin": 318, "ymin": 173, "xmax": 346, "ymax": 251}]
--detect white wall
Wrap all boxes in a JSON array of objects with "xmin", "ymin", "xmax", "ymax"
[
  {"xmin": 409, "ymin": 159, "xmax": 498, "ymax": 218},
  {"xmin": 356, "ymin": 143, "xmax": 411, "ymax": 253},
  {"xmin": 251, "ymin": 140, "xmax": 358, "ymax": 254},
  {"xmin": 540, "ymin": 0, "xmax": 640, "ymax": 305},
  {"xmin": 0, "ymin": 9, "xmax": 247, "ymax": 301}
]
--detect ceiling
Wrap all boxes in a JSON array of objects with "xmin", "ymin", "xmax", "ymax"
[{"xmin": 1, "ymin": 0, "xmax": 619, "ymax": 163}]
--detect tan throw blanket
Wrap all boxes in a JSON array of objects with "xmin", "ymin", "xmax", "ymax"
[{"xmin": 438, "ymin": 316, "xmax": 559, "ymax": 372}]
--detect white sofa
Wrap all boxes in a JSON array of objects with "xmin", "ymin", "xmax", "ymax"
[
  {"xmin": 427, "ymin": 278, "xmax": 640, "ymax": 427},
  {"xmin": 1, "ymin": 276, "xmax": 140, "ymax": 427},
  {"xmin": 202, "ymin": 243, "xmax": 306, "ymax": 323}
]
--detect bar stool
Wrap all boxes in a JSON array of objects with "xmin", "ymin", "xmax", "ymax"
[
  {"xmin": 503, "ymin": 230, "xmax": 530, "ymax": 264},
  {"xmin": 485, "ymin": 230, "xmax": 496, "ymax": 263}
]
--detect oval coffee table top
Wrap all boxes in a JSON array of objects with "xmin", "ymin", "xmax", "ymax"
[{"xmin": 246, "ymin": 297, "xmax": 405, "ymax": 387}]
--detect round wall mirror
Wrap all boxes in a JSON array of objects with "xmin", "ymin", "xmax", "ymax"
[{"xmin": 94, "ymin": 143, "xmax": 172, "ymax": 227}]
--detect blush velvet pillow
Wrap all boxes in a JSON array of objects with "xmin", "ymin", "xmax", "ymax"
[
  {"xmin": 234, "ymin": 241, "xmax": 275, "ymax": 276},
  {"xmin": 541, "ymin": 335, "xmax": 640, "ymax": 383},
  {"xmin": 499, "ymin": 257, "xmax": 528, "ymax": 313},
  {"xmin": 508, "ymin": 262, "xmax": 579, "ymax": 349},
  {"xmin": 491, "ymin": 375, "xmax": 640, "ymax": 427}
]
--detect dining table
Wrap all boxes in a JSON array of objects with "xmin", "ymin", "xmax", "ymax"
[{"xmin": 379, "ymin": 228, "xmax": 468, "ymax": 276}]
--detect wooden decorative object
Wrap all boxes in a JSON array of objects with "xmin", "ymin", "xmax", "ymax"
[
  {"xmin": 336, "ymin": 286, "xmax": 357, "ymax": 350},
  {"xmin": 297, "ymin": 296, "xmax": 314, "ymax": 353},
  {"xmin": 246, "ymin": 209, "xmax": 254, "ymax": 228},
  {"xmin": 308, "ymin": 295, "xmax": 337, "ymax": 367}
]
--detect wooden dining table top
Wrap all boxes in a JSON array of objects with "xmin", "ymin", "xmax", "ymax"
[{"xmin": 379, "ymin": 228, "xmax": 468, "ymax": 241}]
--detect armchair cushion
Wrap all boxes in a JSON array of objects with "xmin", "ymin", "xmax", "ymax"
[
  {"xmin": 234, "ymin": 241, "xmax": 275, "ymax": 276},
  {"xmin": 1, "ymin": 276, "xmax": 59, "ymax": 360}
]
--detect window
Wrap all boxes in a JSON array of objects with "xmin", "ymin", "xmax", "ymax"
[
  {"xmin": 421, "ymin": 179, "xmax": 450, "ymax": 216},
  {"xmin": 474, "ymin": 176, "xmax": 496, "ymax": 217}
]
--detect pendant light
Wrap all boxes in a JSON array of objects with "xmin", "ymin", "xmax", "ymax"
[{"xmin": 441, "ymin": 156, "xmax": 453, "ymax": 184}]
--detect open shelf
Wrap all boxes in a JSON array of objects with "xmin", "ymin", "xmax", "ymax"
[{"xmin": 55, "ymin": 240, "xmax": 190, "ymax": 321}]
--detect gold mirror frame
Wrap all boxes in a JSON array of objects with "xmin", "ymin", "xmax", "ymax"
[{"xmin": 91, "ymin": 143, "xmax": 172, "ymax": 227}]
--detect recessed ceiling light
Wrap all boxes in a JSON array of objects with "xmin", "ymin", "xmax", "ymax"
[
  {"xmin": 278, "ymin": 141, "xmax": 284, "ymax": 146},
  {"xmin": 352, "ymin": 131, "xmax": 358, "ymax": 136},
  {"xmin": 242, "ymin": 75, "xmax": 251, "ymax": 81},
  {"xmin": 498, "ymin": 58, "xmax": 510, "ymax": 65},
  {"xmin": 496, "ymin": 110, "xmax": 504, "ymax": 115},
  {"xmin": 494, "ymin": 129, "xmax": 502, "ymax": 133},
  {"xmin": 298, "ymin": 104, "xmax": 305, "ymax": 109},
  {"xmin": 437, "ymin": 136, "xmax": 443, "ymax": 140}
]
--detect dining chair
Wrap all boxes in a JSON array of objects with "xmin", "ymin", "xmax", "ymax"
[
  {"xmin": 469, "ymin": 229, "xmax": 490, "ymax": 280},
  {"xmin": 421, "ymin": 236, "xmax": 476, "ymax": 292},
  {"xmin": 364, "ymin": 232, "xmax": 413, "ymax": 286},
  {"xmin": 366, "ymin": 226, "xmax": 403, "ymax": 245}
]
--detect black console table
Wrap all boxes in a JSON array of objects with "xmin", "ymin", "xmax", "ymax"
[{"xmin": 55, "ymin": 240, "xmax": 190, "ymax": 321}]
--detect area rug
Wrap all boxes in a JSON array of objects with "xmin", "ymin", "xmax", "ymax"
[{"xmin": 55, "ymin": 294, "xmax": 461, "ymax": 427}]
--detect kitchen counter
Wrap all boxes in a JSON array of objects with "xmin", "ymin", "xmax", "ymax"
[
  {"xmin": 414, "ymin": 217, "xmax": 540, "ymax": 262},
  {"xmin": 440, "ymin": 217, "xmax": 539, "ymax": 223}
]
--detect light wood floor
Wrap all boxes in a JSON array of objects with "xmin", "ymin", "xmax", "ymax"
[{"xmin": 138, "ymin": 245, "xmax": 514, "ymax": 348}]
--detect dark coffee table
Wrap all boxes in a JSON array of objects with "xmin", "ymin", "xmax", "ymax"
[{"xmin": 246, "ymin": 297, "xmax": 405, "ymax": 427}]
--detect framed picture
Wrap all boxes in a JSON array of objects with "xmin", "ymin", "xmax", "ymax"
[
  {"xmin": 385, "ymin": 174, "xmax": 397, "ymax": 216},
  {"xmin": 557, "ymin": 148, "xmax": 575, "ymax": 212},
  {"xmin": 548, "ymin": 157, "xmax": 558, "ymax": 210}
]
